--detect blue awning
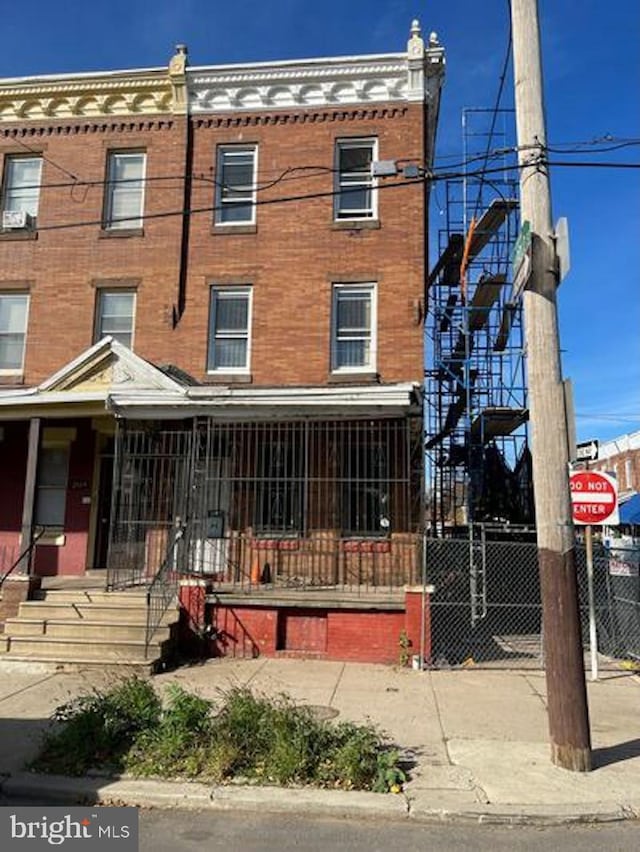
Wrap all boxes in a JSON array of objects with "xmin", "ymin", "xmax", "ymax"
[{"xmin": 619, "ymin": 493, "xmax": 640, "ymax": 525}]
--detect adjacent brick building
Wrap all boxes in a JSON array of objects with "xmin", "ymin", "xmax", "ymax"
[{"xmin": 0, "ymin": 22, "xmax": 444, "ymax": 663}]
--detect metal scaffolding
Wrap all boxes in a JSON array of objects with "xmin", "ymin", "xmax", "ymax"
[{"xmin": 425, "ymin": 108, "xmax": 532, "ymax": 535}]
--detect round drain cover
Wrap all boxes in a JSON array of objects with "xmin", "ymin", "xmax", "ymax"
[{"xmin": 306, "ymin": 705, "xmax": 339, "ymax": 721}]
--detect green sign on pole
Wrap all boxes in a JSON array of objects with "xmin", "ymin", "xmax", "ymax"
[{"xmin": 510, "ymin": 220, "xmax": 532, "ymax": 270}]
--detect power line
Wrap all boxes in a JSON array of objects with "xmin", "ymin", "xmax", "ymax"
[
  {"xmin": 11, "ymin": 135, "xmax": 80, "ymax": 182},
  {"xmin": 471, "ymin": 5, "xmax": 513, "ymax": 221},
  {"xmin": 22, "ymin": 158, "xmax": 640, "ymax": 233},
  {"xmin": 7, "ymin": 139, "xmax": 640, "ymax": 195}
]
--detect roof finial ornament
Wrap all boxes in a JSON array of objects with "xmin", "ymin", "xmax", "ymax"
[
  {"xmin": 408, "ymin": 18, "xmax": 425, "ymax": 58},
  {"xmin": 429, "ymin": 31, "xmax": 440, "ymax": 47},
  {"xmin": 170, "ymin": 43, "xmax": 189, "ymax": 75},
  {"xmin": 169, "ymin": 44, "xmax": 189, "ymax": 114}
]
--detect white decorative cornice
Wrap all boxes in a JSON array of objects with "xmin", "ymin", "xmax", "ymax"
[
  {"xmin": 0, "ymin": 22, "xmax": 445, "ymax": 124},
  {"xmin": 188, "ymin": 55, "xmax": 410, "ymax": 113}
]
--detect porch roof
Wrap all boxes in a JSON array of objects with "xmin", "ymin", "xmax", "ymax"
[{"xmin": 108, "ymin": 382, "xmax": 422, "ymax": 420}]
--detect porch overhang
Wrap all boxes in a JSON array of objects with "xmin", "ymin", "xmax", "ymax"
[
  {"xmin": 107, "ymin": 382, "xmax": 423, "ymax": 420},
  {"xmin": 0, "ymin": 392, "xmax": 110, "ymax": 421}
]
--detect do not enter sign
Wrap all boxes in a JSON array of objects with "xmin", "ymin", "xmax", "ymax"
[{"xmin": 570, "ymin": 470, "xmax": 619, "ymax": 526}]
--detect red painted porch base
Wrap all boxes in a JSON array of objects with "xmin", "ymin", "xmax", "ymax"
[{"xmin": 179, "ymin": 586, "xmax": 432, "ymax": 666}]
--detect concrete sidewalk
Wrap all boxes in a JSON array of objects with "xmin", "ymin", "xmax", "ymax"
[{"xmin": 1, "ymin": 658, "xmax": 639, "ymax": 823}]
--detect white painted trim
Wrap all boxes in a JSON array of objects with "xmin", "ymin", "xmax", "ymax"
[
  {"xmin": 330, "ymin": 282, "xmax": 377, "ymax": 373},
  {"xmin": 333, "ymin": 138, "xmax": 379, "ymax": 222},
  {"xmin": 206, "ymin": 285, "xmax": 253, "ymax": 373},
  {"xmin": 107, "ymin": 382, "xmax": 420, "ymax": 420},
  {"xmin": 214, "ymin": 145, "xmax": 258, "ymax": 227}
]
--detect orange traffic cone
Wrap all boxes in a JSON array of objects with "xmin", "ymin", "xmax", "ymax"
[{"xmin": 250, "ymin": 555, "xmax": 261, "ymax": 585}]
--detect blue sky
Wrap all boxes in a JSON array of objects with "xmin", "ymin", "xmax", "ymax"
[{"xmin": 2, "ymin": 0, "xmax": 639, "ymax": 443}]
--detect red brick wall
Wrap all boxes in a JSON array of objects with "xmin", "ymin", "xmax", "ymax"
[
  {"xmin": 0, "ymin": 421, "xmax": 27, "ymax": 563},
  {"xmin": 0, "ymin": 117, "xmax": 186, "ymax": 385},
  {"xmin": 1, "ymin": 104, "xmax": 426, "ymax": 389},
  {"xmin": 203, "ymin": 591, "xmax": 432, "ymax": 666}
]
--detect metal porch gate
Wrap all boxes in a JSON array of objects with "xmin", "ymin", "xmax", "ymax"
[{"xmin": 106, "ymin": 425, "xmax": 195, "ymax": 589}]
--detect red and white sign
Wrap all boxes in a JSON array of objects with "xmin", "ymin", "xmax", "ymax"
[{"xmin": 570, "ymin": 470, "xmax": 619, "ymax": 526}]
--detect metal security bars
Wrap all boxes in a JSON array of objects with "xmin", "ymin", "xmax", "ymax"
[{"xmin": 107, "ymin": 417, "xmax": 423, "ymax": 593}]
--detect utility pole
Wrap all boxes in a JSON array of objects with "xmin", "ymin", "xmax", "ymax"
[{"xmin": 510, "ymin": 0, "xmax": 592, "ymax": 771}]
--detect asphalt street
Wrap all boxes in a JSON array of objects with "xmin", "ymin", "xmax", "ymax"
[{"xmin": 139, "ymin": 809, "xmax": 640, "ymax": 851}]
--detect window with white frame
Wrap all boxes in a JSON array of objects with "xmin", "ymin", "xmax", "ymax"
[
  {"xmin": 332, "ymin": 284, "xmax": 376, "ymax": 372},
  {"xmin": 215, "ymin": 146, "xmax": 257, "ymax": 224},
  {"xmin": 0, "ymin": 293, "xmax": 29, "ymax": 374},
  {"xmin": 207, "ymin": 286, "xmax": 252, "ymax": 372},
  {"xmin": 104, "ymin": 151, "xmax": 146, "ymax": 230},
  {"xmin": 95, "ymin": 290, "xmax": 136, "ymax": 348},
  {"xmin": 34, "ymin": 445, "xmax": 69, "ymax": 529},
  {"xmin": 1, "ymin": 156, "xmax": 43, "ymax": 225},
  {"xmin": 625, "ymin": 458, "xmax": 633, "ymax": 491},
  {"xmin": 334, "ymin": 138, "xmax": 377, "ymax": 220}
]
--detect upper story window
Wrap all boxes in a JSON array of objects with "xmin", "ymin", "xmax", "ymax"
[
  {"xmin": 1, "ymin": 156, "xmax": 43, "ymax": 229},
  {"xmin": 95, "ymin": 290, "xmax": 136, "ymax": 349},
  {"xmin": 215, "ymin": 146, "xmax": 257, "ymax": 225},
  {"xmin": 331, "ymin": 283, "xmax": 376, "ymax": 372},
  {"xmin": 0, "ymin": 292, "xmax": 29, "ymax": 374},
  {"xmin": 207, "ymin": 286, "xmax": 252, "ymax": 372},
  {"xmin": 104, "ymin": 151, "xmax": 146, "ymax": 230},
  {"xmin": 334, "ymin": 138, "xmax": 377, "ymax": 220}
]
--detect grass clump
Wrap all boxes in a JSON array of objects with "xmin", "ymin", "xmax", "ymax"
[
  {"xmin": 33, "ymin": 676, "xmax": 161, "ymax": 776},
  {"xmin": 33, "ymin": 678, "xmax": 406, "ymax": 793}
]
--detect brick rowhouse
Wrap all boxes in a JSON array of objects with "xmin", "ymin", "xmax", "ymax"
[{"xmin": 0, "ymin": 22, "xmax": 444, "ymax": 664}]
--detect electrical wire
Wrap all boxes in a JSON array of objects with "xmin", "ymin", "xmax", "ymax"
[
  {"xmin": 471, "ymin": 7, "xmax": 513, "ymax": 222},
  {"xmin": 6, "ymin": 137, "xmax": 640, "ymax": 195},
  {"xmin": 11, "ymin": 135, "xmax": 80, "ymax": 182},
  {"xmin": 23, "ymin": 157, "xmax": 637, "ymax": 233}
]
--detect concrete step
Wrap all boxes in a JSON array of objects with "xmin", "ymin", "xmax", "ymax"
[
  {"xmin": 4, "ymin": 618, "xmax": 173, "ymax": 642},
  {"xmin": 32, "ymin": 589, "xmax": 149, "ymax": 605},
  {"xmin": 0, "ymin": 635, "xmax": 169, "ymax": 662},
  {"xmin": 16, "ymin": 601, "xmax": 174, "ymax": 622}
]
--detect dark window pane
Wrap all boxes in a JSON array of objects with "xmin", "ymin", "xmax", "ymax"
[
  {"xmin": 216, "ymin": 297, "xmax": 248, "ymax": 331},
  {"xmin": 219, "ymin": 202, "xmax": 253, "ymax": 222},
  {"xmin": 337, "ymin": 294, "xmax": 370, "ymax": 331},
  {"xmin": 340, "ymin": 146, "xmax": 372, "ymax": 173},
  {"xmin": 214, "ymin": 338, "xmax": 247, "ymax": 369}
]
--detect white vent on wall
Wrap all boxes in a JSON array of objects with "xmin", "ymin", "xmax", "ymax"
[{"xmin": 2, "ymin": 210, "xmax": 34, "ymax": 230}]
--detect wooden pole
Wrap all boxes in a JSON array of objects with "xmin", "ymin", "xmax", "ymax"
[{"xmin": 510, "ymin": 0, "xmax": 592, "ymax": 771}]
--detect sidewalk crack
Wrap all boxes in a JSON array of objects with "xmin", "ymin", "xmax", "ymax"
[
  {"xmin": 0, "ymin": 672, "xmax": 58, "ymax": 705},
  {"xmin": 523, "ymin": 672, "xmax": 548, "ymax": 709},
  {"xmin": 328, "ymin": 662, "xmax": 346, "ymax": 706},
  {"xmin": 427, "ymin": 672, "xmax": 452, "ymax": 766}
]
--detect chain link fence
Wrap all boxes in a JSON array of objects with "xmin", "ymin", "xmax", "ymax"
[{"xmin": 424, "ymin": 529, "xmax": 640, "ymax": 669}]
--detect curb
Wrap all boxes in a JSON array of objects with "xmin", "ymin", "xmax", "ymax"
[
  {"xmin": 1, "ymin": 773, "xmax": 638, "ymax": 826},
  {"xmin": 0, "ymin": 773, "xmax": 408, "ymax": 820}
]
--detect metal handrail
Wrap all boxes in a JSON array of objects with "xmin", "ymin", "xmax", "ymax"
[
  {"xmin": 144, "ymin": 521, "xmax": 186, "ymax": 658},
  {"xmin": 0, "ymin": 525, "xmax": 46, "ymax": 591}
]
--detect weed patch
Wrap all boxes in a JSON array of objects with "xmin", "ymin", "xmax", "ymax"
[{"xmin": 32, "ymin": 678, "xmax": 405, "ymax": 792}]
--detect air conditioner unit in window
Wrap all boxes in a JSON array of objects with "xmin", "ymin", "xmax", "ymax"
[{"xmin": 2, "ymin": 210, "xmax": 34, "ymax": 230}]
